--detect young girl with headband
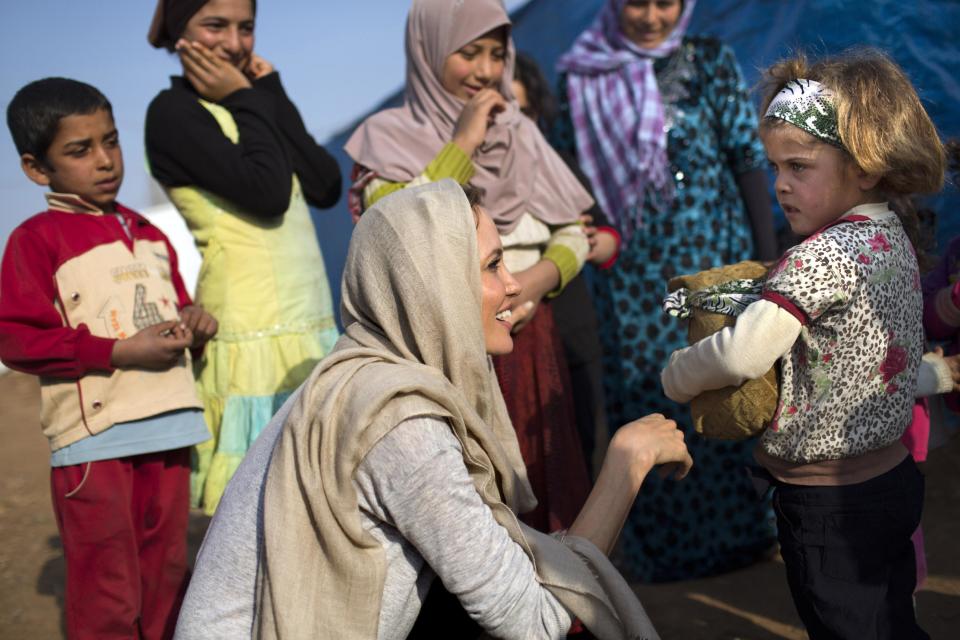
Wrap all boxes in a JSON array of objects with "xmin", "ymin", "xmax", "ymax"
[{"xmin": 662, "ymin": 49, "xmax": 944, "ymax": 638}]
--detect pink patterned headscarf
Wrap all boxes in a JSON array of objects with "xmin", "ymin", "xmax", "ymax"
[
  {"xmin": 557, "ymin": 0, "xmax": 697, "ymax": 237},
  {"xmin": 345, "ymin": 0, "xmax": 593, "ymax": 234}
]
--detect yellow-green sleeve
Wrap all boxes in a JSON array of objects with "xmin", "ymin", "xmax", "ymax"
[
  {"xmin": 542, "ymin": 223, "xmax": 589, "ymax": 298},
  {"xmin": 542, "ymin": 244, "xmax": 580, "ymax": 298},
  {"xmin": 366, "ymin": 143, "xmax": 475, "ymax": 207}
]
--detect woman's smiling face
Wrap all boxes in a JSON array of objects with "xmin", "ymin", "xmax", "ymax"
[
  {"xmin": 180, "ymin": 0, "xmax": 255, "ymax": 72},
  {"xmin": 441, "ymin": 27, "xmax": 507, "ymax": 101},
  {"xmin": 476, "ymin": 207, "xmax": 521, "ymax": 355},
  {"xmin": 620, "ymin": 0, "xmax": 682, "ymax": 49}
]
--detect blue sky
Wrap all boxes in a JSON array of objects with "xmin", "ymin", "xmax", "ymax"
[{"xmin": 0, "ymin": 0, "xmax": 528, "ymax": 250}]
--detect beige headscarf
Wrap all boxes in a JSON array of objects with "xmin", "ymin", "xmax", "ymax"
[
  {"xmin": 344, "ymin": 0, "xmax": 594, "ymax": 235},
  {"xmin": 254, "ymin": 180, "xmax": 658, "ymax": 640}
]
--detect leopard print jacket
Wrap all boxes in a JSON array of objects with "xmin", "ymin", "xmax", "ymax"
[{"xmin": 760, "ymin": 205, "xmax": 922, "ymax": 464}]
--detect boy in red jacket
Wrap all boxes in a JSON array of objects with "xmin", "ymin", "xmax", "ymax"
[{"xmin": 0, "ymin": 78, "xmax": 216, "ymax": 640}]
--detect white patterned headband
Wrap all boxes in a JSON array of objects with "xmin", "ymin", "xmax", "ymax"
[{"xmin": 764, "ymin": 79, "xmax": 843, "ymax": 148}]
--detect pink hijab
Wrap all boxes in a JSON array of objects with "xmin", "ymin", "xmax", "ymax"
[{"xmin": 344, "ymin": 0, "xmax": 593, "ymax": 234}]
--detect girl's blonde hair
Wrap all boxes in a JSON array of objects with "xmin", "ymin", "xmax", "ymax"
[{"xmin": 759, "ymin": 48, "xmax": 945, "ymax": 197}]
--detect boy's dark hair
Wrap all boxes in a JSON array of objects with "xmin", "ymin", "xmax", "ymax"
[
  {"xmin": 7, "ymin": 77, "xmax": 113, "ymax": 163},
  {"xmin": 513, "ymin": 52, "xmax": 557, "ymax": 132}
]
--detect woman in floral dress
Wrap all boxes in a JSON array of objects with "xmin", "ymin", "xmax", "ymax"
[{"xmin": 555, "ymin": 0, "xmax": 778, "ymax": 581}]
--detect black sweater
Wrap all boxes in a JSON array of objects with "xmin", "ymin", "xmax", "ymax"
[{"xmin": 145, "ymin": 73, "xmax": 341, "ymax": 219}]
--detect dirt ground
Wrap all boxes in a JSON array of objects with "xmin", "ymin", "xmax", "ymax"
[{"xmin": 1, "ymin": 369, "xmax": 957, "ymax": 639}]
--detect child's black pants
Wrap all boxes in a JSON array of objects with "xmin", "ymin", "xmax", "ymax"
[{"xmin": 772, "ymin": 456, "xmax": 928, "ymax": 640}]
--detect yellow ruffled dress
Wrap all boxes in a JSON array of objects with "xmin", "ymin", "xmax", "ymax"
[{"xmin": 165, "ymin": 101, "xmax": 339, "ymax": 514}]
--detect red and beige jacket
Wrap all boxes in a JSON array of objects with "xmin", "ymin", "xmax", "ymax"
[{"xmin": 0, "ymin": 193, "xmax": 202, "ymax": 450}]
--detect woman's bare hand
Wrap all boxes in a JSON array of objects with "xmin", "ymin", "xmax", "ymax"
[
  {"xmin": 246, "ymin": 52, "xmax": 275, "ymax": 80},
  {"xmin": 508, "ymin": 300, "xmax": 537, "ymax": 334},
  {"xmin": 587, "ymin": 231, "xmax": 617, "ymax": 265},
  {"xmin": 568, "ymin": 413, "xmax": 691, "ymax": 554},
  {"xmin": 177, "ymin": 39, "xmax": 251, "ymax": 102},
  {"xmin": 580, "ymin": 214, "xmax": 618, "ymax": 264},
  {"xmin": 608, "ymin": 413, "xmax": 692, "ymax": 487},
  {"xmin": 507, "ymin": 260, "xmax": 560, "ymax": 334},
  {"xmin": 452, "ymin": 89, "xmax": 506, "ymax": 156}
]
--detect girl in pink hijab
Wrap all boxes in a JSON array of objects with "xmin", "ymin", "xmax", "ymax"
[{"xmin": 346, "ymin": 0, "xmax": 595, "ymax": 534}]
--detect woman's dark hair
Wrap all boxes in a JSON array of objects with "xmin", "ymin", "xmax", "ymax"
[
  {"xmin": 6, "ymin": 77, "xmax": 112, "ymax": 162},
  {"xmin": 461, "ymin": 183, "xmax": 485, "ymax": 209},
  {"xmin": 461, "ymin": 183, "xmax": 487, "ymax": 227},
  {"xmin": 513, "ymin": 52, "xmax": 557, "ymax": 132}
]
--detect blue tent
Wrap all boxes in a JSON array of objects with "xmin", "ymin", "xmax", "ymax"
[{"xmin": 313, "ymin": 0, "xmax": 960, "ymax": 314}]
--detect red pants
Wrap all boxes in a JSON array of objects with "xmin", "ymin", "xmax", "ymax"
[{"xmin": 50, "ymin": 448, "xmax": 191, "ymax": 640}]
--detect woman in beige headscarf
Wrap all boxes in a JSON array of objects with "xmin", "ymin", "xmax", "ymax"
[
  {"xmin": 346, "ymin": 0, "xmax": 596, "ymax": 536},
  {"xmin": 174, "ymin": 180, "xmax": 691, "ymax": 639}
]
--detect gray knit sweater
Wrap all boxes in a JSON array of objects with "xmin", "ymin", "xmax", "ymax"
[{"xmin": 174, "ymin": 393, "xmax": 571, "ymax": 639}]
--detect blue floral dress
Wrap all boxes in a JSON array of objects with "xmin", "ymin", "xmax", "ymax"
[{"xmin": 556, "ymin": 36, "xmax": 776, "ymax": 582}]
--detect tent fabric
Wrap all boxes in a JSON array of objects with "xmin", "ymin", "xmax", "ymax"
[{"xmin": 313, "ymin": 0, "xmax": 960, "ymax": 317}]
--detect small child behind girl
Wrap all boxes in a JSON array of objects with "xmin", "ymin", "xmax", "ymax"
[
  {"xmin": 661, "ymin": 49, "xmax": 944, "ymax": 639},
  {"xmin": 923, "ymin": 140, "xmax": 960, "ymax": 413}
]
